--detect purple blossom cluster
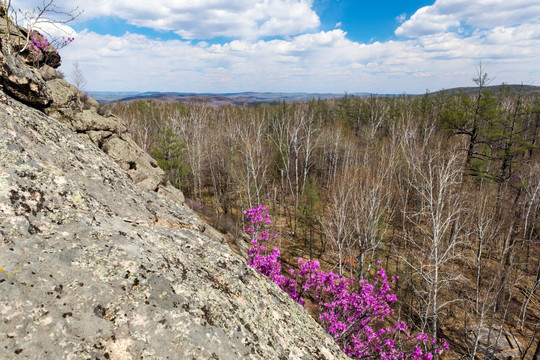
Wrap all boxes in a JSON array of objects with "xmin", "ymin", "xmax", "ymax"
[
  {"xmin": 28, "ymin": 31, "xmax": 74, "ymax": 63},
  {"xmin": 59, "ymin": 35, "xmax": 75, "ymax": 47},
  {"xmin": 244, "ymin": 205, "xmax": 449, "ymax": 359},
  {"xmin": 29, "ymin": 31, "xmax": 52, "ymax": 53},
  {"xmin": 186, "ymin": 199, "xmax": 203, "ymax": 211}
]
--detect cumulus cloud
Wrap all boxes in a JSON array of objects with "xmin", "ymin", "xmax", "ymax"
[
  {"xmin": 59, "ymin": 19, "xmax": 540, "ymax": 94},
  {"xmin": 20, "ymin": 0, "xmax": 533, "ymax": 93},
  {"xmin": 16, "ymin": 0, "xmax": 320, "ymax": 40},
  {"xmin": 32, "ymin": 21, "xmax": 77, "ymax": 40},
  {"xmin": 396, "ymin": 0, "xmax": 540, "ymax": 37}
]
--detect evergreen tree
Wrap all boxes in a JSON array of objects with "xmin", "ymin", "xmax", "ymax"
[{"xmin": 151, "ymin": 127, "xmax": 188, "ymax": 189}]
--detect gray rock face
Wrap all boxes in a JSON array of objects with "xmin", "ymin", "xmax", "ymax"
[
  {"xmin": 0, "ymin": 18, "xmax": 25, "ymax": 51},
  {"xmin": 0, "ymin": 89, "xmax": 346, "ymax": 358},
  {"xmin": 45, "ymin": 78, "xmax": 169, "ymax": 195}
]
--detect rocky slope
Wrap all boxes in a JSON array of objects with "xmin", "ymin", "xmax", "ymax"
[{"xmin": 0, "ymin": 20, "xmax": 347, "ymax": 360}]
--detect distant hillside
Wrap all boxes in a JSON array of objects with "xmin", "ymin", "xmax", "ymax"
[
  {"xmin": 429, "ymin": 84, "xmax": 540, "ymax": 96},
  {"xmin": 90, "ymin": 91, "xmax": 371, "ymax": 105},
  {"xmin": 118, "ymin": 92, "xmax": 367, "ymax": 106},
  {"xmin": 89, "ymin": 85, "xmax": 540, "ymax": 106},
  {"xmin": 88, "ymin": 91, "xmax": 141, "ymax": 102}
]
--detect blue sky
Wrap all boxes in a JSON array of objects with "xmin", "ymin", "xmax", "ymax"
[
  {"xmin": 21, "ymin": 0, "xmax": 540, "ymax": 93},
  {"xmin": 71, "ymin": 1, "xmax": 435, "ymax": 44},
  {"xmin": 313, "ymin": 0, "xmax": 434, "ymax": 43}
]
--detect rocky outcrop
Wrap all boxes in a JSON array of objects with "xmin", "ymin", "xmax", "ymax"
[
  {"xmin": 0, "ymin": 39, "xmax": 53, "ymax": 107},
  {"xmin": 100, "ymin": 135, "xmax": 168, "ymax": 193},
  {"xmin": 0, "ymin": 24, "xmax": 346, "ymax": 359},
  {"xmin": 0, "ymin": 16, "xmax": 65, "ymax": 107},
  {"xmin": 45, "ymin": 78, "xmax": 85, "ymax": 116},
  {"xmin": 0, "ymin": 15, "xmax": 183, "ymax": 201},
  {"xmin": 0, "ymin": 15, "xmax": 61, "ymax": 68},
  {"xmin": 44, "ymin": 78, "xmax": 176, "ymax": 197}
]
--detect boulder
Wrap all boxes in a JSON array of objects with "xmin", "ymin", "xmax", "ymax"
[
  {"xmin": 101, "ymin": 134, "xmax": 168, "ymax": 193},
  {"xmin": 39, "ymin": 64, "xmax": 58, "ymax": 81},
  {"xmin": 78, "ymin": 109, "xmax": 122, "ymax": 132},
  {"xmin": 45, "ymin": 78, "xmax": 84, "ymax": 117},
  {"xmin": 466, "ymin": 326, "xmax": 524, "ymax": 359},
  {"xmin": 156, "ymin": 182, "xmax": 186, "ymax": 208},
  {"xmin": 0, "ymin": 88, "xmax": 347, "ymax": 359}
]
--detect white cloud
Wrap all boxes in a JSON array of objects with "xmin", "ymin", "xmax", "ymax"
[
  {"xmin": 17, "ymin": 0, "xmax": 320, "ymax": 40},
  {"xmin": 20, "ymin": 0, "xmax": 533, "ymax": 93},
  {"xmin": 58, "ymin": 19, "xmax": 540, "ymax": 94},
  {"xmin": 396, "ymin": 0, "xmax": 540, "ymax": 37},
  {"xmin": 32, "ymin": 21, "xmax": 77, "ymax": 39}
]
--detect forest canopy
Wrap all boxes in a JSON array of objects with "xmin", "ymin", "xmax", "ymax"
[{"xmin": 111, "ymin": 82, "xmax": 540, "ymax": 359}]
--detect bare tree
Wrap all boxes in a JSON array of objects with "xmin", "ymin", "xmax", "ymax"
[
  {"xmin": 226, "ymin": 106, "xmax": 270, "ymax": 209},
  {"xmin": 70, "ymin": 60, "xmax": 87, "ymax": 90},
  {"xmin": 349, "ymin": 156, "xmax": 394, "ymax": 279},
  {"xmin": 463, "ymin": 187, "xmax": 504, "ymax": 359},
  {"xmin": 170, "ymin": 104, "xmax": 210, "ymax": 200},
  {"xmin": 271, "ymin": 103, "xmax": 322, "ymax": 235},
  {"xmin": 324, "ymin": 168, "xmax": 355, "ymax": 275},
  {"xmin": 520, "ymin": 163, "xmax": 540, "ymax": 271},
  {"xmin": 400, "ymin": 129, "xmax": 467, "ymax": 346},
  {"xmin": 363, "ymin": 95, "xmax": 390, "ymax": 143},
  {"xmin": 317, "ymin": 126, "xmax": 358, "ymax": 187},
  {"xmin": 206, "ymin": 121, "xmax": 235, "ymax": 217}
]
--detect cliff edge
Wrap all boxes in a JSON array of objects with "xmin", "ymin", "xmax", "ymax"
[{"xmin": 0, "ymin": 20, "xmax": 346, "ymax": 360}]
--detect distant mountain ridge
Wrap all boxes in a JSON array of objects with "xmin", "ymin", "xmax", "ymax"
[
  {"xmin": 89, "ymin": 91, "xmax": 371, "ymax": 104},
  {"xmin": 428, "ymin": 84, "xmax": 540, "ymax": 96},
  {"xmin": 89, "ymin": 84, "xmax": 540, "ymax": 105}
]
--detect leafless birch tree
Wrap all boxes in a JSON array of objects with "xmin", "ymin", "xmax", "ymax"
[{"xmin": 400, "ymin": 131, "xmax": 467, "ymax": 344}]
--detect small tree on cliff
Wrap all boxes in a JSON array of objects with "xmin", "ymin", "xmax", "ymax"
[{"xmin": 1, "ymin": 0, "xmax": 81, "ymax": 55}]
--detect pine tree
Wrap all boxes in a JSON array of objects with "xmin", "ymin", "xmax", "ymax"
[{"xmin": 150, "ymin": 127, "xmax": 188, "ymax": 189}]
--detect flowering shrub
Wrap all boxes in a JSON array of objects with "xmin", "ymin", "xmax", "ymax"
[
  {"xmin": 186, "ymin": 199, "xmax": 204, "ymax": 211},
  {"xmin": 244, "ymin": 205, "xmax": 449, "ymax": 359},
  {"xmin": 28, "ymin": 30, "xmax": 74, "ymax": 66}
]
